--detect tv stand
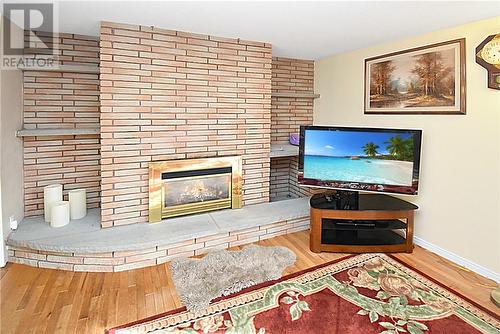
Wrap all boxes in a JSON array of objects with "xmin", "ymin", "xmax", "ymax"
[{"xmin": 309, "ymin": 193, "xmax": 418, "ymax": 253}]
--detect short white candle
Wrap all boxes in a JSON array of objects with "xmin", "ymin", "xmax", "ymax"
[
  {"xmin": 68, "ymin": 189, "xmax": 87, "ymax": 220},
  {"xmin": 50, "ymin": 201, "xmax": 70, "ymax": 228},
  {"xmin": 44, "ymin": 184, "xmax": 62, "ymax": 223}
]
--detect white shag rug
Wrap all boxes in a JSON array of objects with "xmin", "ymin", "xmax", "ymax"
[{"xmin": 170, "ymin": 244, "xmax": 296, "ymax": 311}]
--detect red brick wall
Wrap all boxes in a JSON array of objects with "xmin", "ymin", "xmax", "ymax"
[
  {"xmin": 269, "ymin": 158, "xmax": 292, "ymax": 200},
  {"xmin": 22, "ymin": 33, "xmax": 100, "ymax": 216},
  {"xmin": 21, "ymin": 30, "xmax": 317, "ymax": 217},
  {"xmin": 24, "ymin": 30, "xmax": 100, "ymax": 66},
  {"xmin": 99, "ymin": 22, "xmax": 272, "ymax": 227},
  {"xmin": 270, "ymin": 57, "xmax": 316, "ymax": 201},
  {"xmin": 270, "ymin": 156, "xmax": 320, "ymax": 201},
  {"xmin": 271, "ymin": 57, "xmax": 314, "ymax": 144}
]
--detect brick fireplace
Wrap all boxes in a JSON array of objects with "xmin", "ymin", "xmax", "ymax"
[
  {"xmin": 19, "ymin": 22, "xmax": 318, "ymax": 229},
  {"xmin": 9, "ymin": 21, "xmax": 320, "ymax": 272},
  {"xmin": 99, "ymin": 22, "xmax": 272, "ymax": 227}
]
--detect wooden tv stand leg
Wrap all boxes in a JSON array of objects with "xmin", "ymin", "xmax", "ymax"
[
  {"xmin": 309, "ymin": 208, "xmax": 322, "ymax": 253},
  {"xmin": 405, "ymin": 212, "xmax": 414, "ymax": 253}
]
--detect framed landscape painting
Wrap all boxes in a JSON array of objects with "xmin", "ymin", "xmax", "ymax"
[{"xmin": 364, "ymin": 38, "xmax": 466, "ymax": 114}]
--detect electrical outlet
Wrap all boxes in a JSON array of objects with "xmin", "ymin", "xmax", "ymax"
[{"xmin": 9, "ymin": 216, "xmax": 18, "ymax": 230}]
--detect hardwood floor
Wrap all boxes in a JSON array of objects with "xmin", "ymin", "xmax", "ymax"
[{"xmin": 1, "ymin": 231, "xmax": 498, "ymax": 334}]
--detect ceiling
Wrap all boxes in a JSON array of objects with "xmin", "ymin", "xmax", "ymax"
[{"xmin": 13, "ymin": 1, "xmax": 500, "ymax": 60}]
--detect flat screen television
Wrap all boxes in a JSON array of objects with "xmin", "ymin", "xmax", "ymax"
[{"xmin": 298, "ymin": 126, "xmax": 422, "ymax": 195}]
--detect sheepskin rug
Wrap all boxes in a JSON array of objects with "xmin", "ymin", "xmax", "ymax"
[{"xmin": 170, "ymin": 244, "xmax": 296, "ymax": 311}]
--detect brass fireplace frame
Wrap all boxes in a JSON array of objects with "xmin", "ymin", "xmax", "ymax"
[{"xmin": 149, "ymin": 156, "xmax": 243, "ymax": 223}]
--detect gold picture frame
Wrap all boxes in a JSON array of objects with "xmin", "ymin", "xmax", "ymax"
[{"xmin": 364, "ymin": 38, "xmax": 466, "ymax": 115}]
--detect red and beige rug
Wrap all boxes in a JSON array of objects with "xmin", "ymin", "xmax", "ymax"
[{"xmin": 108, "ymin": 253, "xmax": 500, "ymax": 334}]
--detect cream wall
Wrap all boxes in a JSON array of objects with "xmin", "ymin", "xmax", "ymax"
[
  {"xmin": 314, "ymin": 17, "xmax": 500, "ymax": 274},
  {"xmin": 0, "ymin": 69, "xmax": 24, "ymax": 241},
  {"xmin": 0, "ymin": 17, "xmax": 24, "ymax": 242}
]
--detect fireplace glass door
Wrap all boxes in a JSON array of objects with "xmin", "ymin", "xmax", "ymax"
[
  {"xmin": 161, "ymin": 167, "xmax": 232, "ymax": 218},
  {"xmin": 149, "ymin": 156, "xmax": 242, "ymax": 222}
]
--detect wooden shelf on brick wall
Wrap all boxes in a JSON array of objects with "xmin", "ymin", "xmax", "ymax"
[
  {"xmin": 16, "ymin": 128, "xmax": 100, "ymax": 137},
  {"xmin": 272, "ymin": 92, "xmax": 320, "ymax": 99},
  {"xmin": 18, "ymin": 64, "xmax": 100, "ymax": 74},
  {"xmin": 270, "ymin": 143, "xmax": 299, "ymax": 158}
]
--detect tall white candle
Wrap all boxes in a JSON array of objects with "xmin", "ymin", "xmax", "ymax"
[
  {"xmin": 69, "ymin": 189, "xmax": 87, "ymax": 220},
  {"xmin": 44, "ymin": 184, "xmax": 62, "ymax": 223},
  {"xmin": 50, "ymin": 201, "xmax": 70, "ymax": 228}
]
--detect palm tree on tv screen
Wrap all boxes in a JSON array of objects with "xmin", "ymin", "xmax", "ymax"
[
  {"xmin": 385, "ymin": 135, "xmax": 406, "ymax": 160},
  {"xmin": 385, "ymin": 135, "xmax": 414, "ymax": 161},
  {"xmin": 362, "ymin": 142, "xmax": 379, "ymax": 157}
]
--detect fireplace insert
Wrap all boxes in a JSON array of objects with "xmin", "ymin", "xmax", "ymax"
[
  {"xmin": 162, "ymin": 167, "xmax": 232, "ymax": 217},
  {"xmin": 149, "ymin": 157, "xmax": 242, "ymax": 222}
]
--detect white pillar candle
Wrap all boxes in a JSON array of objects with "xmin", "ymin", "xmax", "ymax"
[
  {"xmin": 44, "ymin": 184, "xmax": 62, "ymax": 223},
  {"xmin": 50, "ymin": 201, "xmax": 70, "ymax": 228},
  {"xmin": 68, "ymin": 189, "xmax": 87, "ymax": 220}
]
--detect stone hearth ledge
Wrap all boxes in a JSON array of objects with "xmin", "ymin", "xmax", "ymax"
[{"xmin": 7, "ymin": 198, "xmax": 310, "ymax": 254}]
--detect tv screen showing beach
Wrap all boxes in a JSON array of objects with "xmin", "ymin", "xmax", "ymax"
[{"xmin": 303, "ymin": 129, "xmax": 415, "ymax": 186}]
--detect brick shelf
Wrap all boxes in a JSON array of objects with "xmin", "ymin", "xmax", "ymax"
[
  {"xmin": 16, "ymin": 128, "xmax": 100, "ymax": 137},
  {"xmin": 18, "ymin": 64, "xmax": 100, "ymax": 74},
  {"xmin": 270, "ymin": 143, "xmax": 299, "ymax": 158}
]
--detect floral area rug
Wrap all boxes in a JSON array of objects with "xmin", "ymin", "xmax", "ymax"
[{"xmin": 107, "ymin": 253, "xmax": 500, "ymax": 334}]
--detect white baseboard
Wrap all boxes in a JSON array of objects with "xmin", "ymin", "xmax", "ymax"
[
  {"xmin": 0, "ymin": 247, "xmax": 6, "ymax": 267},
  {"xmin": 413, "ymin": 236, "xmax": 500, "ymax": 283},
  {"xmin": 0, "ymin": 238, "xmax": 5, "ymax": 267}
]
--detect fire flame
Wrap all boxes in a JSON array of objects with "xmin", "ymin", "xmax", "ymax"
[{"xmin": 180, "ymin": 180, "xmax": 222, "ymax": 202}]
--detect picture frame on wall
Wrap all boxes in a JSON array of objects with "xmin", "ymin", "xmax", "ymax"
[{"xmin": 364, "ymin": 38, "xmax": 466, "ymax": 115}]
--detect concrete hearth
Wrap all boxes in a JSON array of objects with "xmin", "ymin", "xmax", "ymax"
[{"xmin": 7, "ymin": 198, "xmax": 310, "ymax": 272}]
